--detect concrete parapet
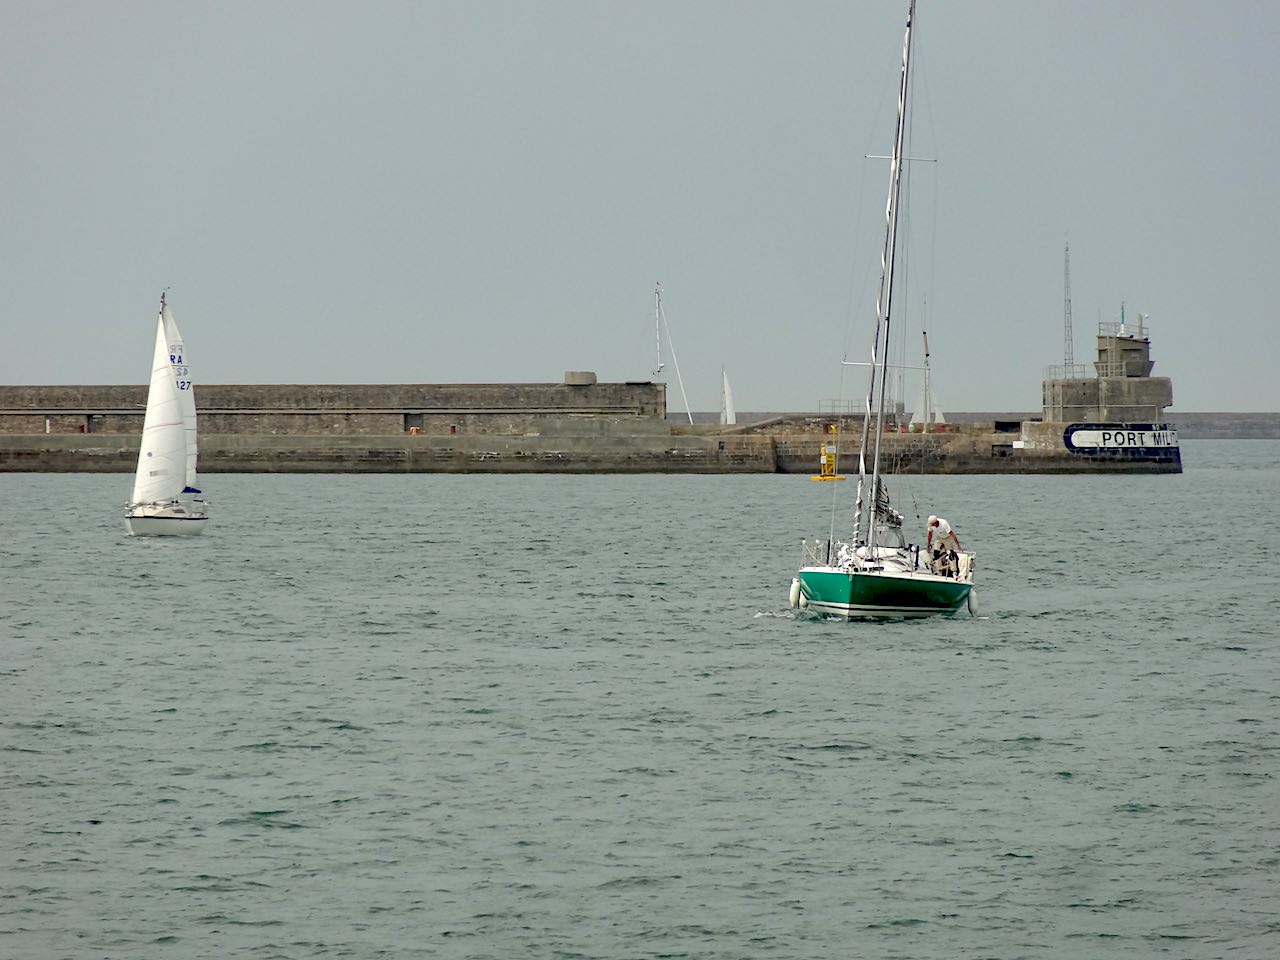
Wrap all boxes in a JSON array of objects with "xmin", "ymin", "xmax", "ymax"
[
  {"xmin": 0, "ymin": 381, "xmax": 667, "ymax": 436},
  {"xmin": 1042, "ymin": 376, "xmax": 1173, "ymax": 422}
]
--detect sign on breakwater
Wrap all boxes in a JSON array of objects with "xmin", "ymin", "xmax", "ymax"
[{"xmin": 1063, "ymin": 423, "xmax": 1181, "ymax": 461}]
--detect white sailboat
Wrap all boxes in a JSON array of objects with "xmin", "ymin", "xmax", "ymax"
[
  {"xmin": 719, "ymin": 368, "xmax": 737, "ymax": 426},
  {"xmin": 908, "ymin": 332, "xmax": 946, "ymax": 429},
  {"xmin": 125, "ymin": 293, "xmax": 208, "ymax": 536}
]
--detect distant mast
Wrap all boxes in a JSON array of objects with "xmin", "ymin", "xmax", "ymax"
[
  {"xmin": 652, "ymin": 282, "xmax": 693, "ymax": 425},
  {"xmin": 921, "ymin": 330, "xmax": 932, "ymax": 433},
  {"xmin": 652, "ymin": 283, "xmax": 665, "ymax": 378}
]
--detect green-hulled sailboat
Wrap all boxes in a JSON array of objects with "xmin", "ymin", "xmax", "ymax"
[{"xmin": 789, "ymin": 0, "xmax": 975, "ymax": 620}]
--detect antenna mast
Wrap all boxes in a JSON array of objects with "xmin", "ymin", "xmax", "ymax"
[{"xmin": 1063, "ymin": 240, "xmax": 1075, "ymax": 368}]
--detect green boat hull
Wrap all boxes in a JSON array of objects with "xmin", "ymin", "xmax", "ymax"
[{"xmin": 797, "ymin": 567, "xmax": 972, "ymax": 620}]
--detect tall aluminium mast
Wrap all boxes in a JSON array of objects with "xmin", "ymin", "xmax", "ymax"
[{"xmin": 854, "ymin": 0, "xmax": 915, "ymax": 552}]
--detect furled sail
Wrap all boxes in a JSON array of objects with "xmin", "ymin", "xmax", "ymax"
[{"xmin": 874, "ymin": 476, "xmax": 903, "ymax": 527}]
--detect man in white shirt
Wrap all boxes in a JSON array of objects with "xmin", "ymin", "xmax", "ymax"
[{"xmin": 927, "ymin": 515, "xmax": 962, "ymax": 574}]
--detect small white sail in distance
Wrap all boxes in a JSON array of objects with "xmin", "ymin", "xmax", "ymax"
[
  {"xmin": 909, "ymin": 379, "xmax": 945, "ymax": 426},
  {"xmin": 719, "ymin": 368, "xmax": 737, "ymax": 425},
  {"xmin": 716, "ymin": 371, "xmax": 737, "ymax": 427},
  {"xmin": 909, "ymin": 330, "xmax": 945, "ymax": 428}
]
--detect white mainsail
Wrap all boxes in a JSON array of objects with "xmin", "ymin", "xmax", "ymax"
[
  {"xmin": 130, "ymin": 308, "xmax": 188, "ymax": 506},
  {"xmin": 161, "ymin": 304, "xmax": 199, "ymax": 490},
  {"xmin": 719, "ymin": 368, "xmax": 737, "ymax": 426}
]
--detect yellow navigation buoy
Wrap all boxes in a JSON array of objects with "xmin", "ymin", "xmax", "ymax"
[{"xmin": 810, "ymin": 440, "xmax": 845, "ymax": 481}]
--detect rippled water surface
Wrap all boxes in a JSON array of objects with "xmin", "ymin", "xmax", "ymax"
[{"xmin": 4, "ymin": 440, "xmax": 1279, "ymax": 959}]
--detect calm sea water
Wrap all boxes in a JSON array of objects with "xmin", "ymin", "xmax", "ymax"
[{"xmin": 3, "ymin": 440, "xmax": 1278, "ymax": 960}]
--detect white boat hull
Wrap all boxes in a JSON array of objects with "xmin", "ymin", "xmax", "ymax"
[{"xmin": 125, "ymin": 500, "xmax": 208, "ymax": 536}]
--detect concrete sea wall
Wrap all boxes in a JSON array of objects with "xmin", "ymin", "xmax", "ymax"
[
  {"xmin": 0, "ymin": 429, "xmax": 1182, "ymax": 474},
  {"xmin": 0, "ymin": 434, "xmax": 781, "ymax": 474}
]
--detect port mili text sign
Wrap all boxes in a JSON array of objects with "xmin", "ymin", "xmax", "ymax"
[{"xmin": 1064, "ymin": 423, "xmax": 1179, "ymax": 456}]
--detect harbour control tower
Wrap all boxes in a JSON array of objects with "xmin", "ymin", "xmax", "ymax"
[{"xmin": 1041, "ymin": 310, "xmax": 1173, "ymax": 424}]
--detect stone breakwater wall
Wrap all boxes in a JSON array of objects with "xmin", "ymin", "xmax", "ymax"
[
  {"xmin": 0, "ymin": 429, "xmax": 1182, "ymax": 474},
  {"xmin": 0, "ymin": 384, "xmax": 1186, "ymax": 473},
  {"xmin": 0, "ymin": 434, "xmax": 780, "ymax": 474}
]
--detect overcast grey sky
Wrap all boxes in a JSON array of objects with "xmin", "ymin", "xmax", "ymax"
[{"xmin": 3, "ymin": 0, "xmax": 1277, "ymax": 412}]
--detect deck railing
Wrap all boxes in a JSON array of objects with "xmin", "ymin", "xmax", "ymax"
[
  {"xmin": 801, "ymin": 538, "xmax": 847, "ymax": 566},
  {"xmin": 1043, "ymin": 363, "xmax": 1092, "ymax": 381}
]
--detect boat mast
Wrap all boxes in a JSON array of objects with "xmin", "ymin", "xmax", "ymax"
[
  {"xmin": 652, "ymin": 283, "xmax": 665, "ymax": 378},
  {"xmin": 653, "ymin": 282, "xmax": 694, "ymax": 425},
  {"xmin": 855, "ymin": 0, "xmax": 915, "ymax": 551},
  {"xmin": 921, "ymin": 329, "xmax": 932, "ymax": 433}
]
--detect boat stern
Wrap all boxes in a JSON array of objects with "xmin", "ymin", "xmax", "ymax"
[
  {"xmin": 125, "ymin": 498, "xmax": 209, "ymax": 537},
  {"xmin": 793, "ymin": 564, "xmax": 971, "ymax": 620}
]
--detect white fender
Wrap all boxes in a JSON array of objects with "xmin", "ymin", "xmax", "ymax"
[
  {"xmin": 789, "ymin": 577, "xmax": 802, "ymax": 609},
  {"xmin": 967, "ymin": 588, "xmax": 978, "ymax": 617}
]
